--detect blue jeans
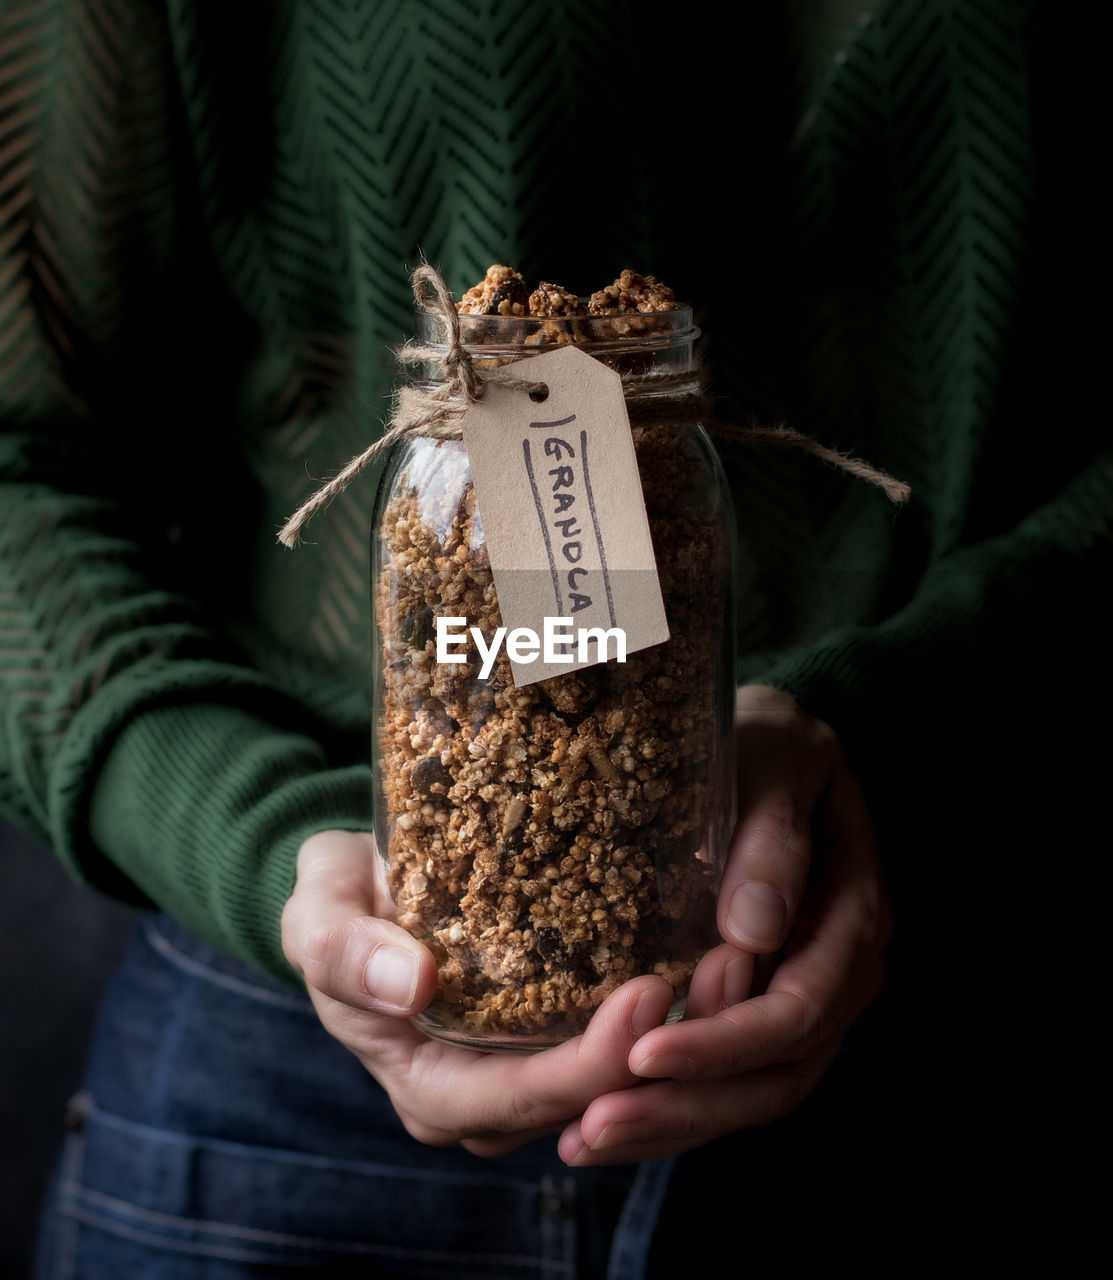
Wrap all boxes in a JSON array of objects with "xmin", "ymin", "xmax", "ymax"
[{"xmin": 32, "ymin": 913, "xmax": 674, "ymax": 1279}]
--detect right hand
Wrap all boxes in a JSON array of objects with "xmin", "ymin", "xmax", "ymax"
[{"xmin": 281, "ymin": 830, "xmax": 674, "ymax": 1156}]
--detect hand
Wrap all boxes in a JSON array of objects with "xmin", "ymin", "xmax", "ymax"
[
  {"xmin": 557, "ymin": 685, "xmax": 893, "ymax": 1166},
  {"xmin": 281, "ymin": 830, "xmax": 676, "ymax": 1157}
]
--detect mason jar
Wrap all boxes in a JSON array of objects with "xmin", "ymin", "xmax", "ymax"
[{"xmin": 371, "ymin": 302, "xmax": 736, "ymax": 1050}]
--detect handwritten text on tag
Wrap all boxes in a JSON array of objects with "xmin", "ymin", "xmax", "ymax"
[{"xmin": 460, "ymin": 346, "xmax": 669, "ymax": 686}]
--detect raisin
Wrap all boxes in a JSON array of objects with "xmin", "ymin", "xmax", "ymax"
[
  {"xmin": 401, "ymin": 606, "xmax": 434, "ymax": 650},
  {"xmin": 487, "ymin": 277, "xmax": 529, "ymax": 316},
  {"xmin": 411, "ymin": 755, "xmax": 452, "ymax": 798},
  {"xmin": 535, "ymin": 927, "xmax": 563, "ymax": 962}
]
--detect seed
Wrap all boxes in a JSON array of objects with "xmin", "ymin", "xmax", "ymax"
[
  {"xmin": 502, "ymin": 794, "xmax": 528, "ymax": 837},
  {"xmin": 586, "ymin": 742, "xmax": 619, "ymax": 781}
]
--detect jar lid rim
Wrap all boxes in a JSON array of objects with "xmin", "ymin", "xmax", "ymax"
[{"xmin": 416, "ymin": 304, "xmax": 700, "ymax": 354}]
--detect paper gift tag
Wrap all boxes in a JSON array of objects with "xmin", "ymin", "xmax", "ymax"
[{"xmin": 459, "ymin": 345, "xmax": 669, "ymax": 685}]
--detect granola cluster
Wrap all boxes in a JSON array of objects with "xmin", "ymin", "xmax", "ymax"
[
  {"xmin": 454, "ymin": 266, "xmax": 674, "ymax": 320},
  {"xmin": 589, "ymin": 269, "xmax": 676, "ymax": 315},
  {"xmin": 376, "ymin": 271, "xmax": 725, "ymax": 1045},
  {"xmin": 457, "ymin": 265, "xmax": 530, "ymax": 316},
  {"xmin": 528, "ymin": 281, "xmax": 586, "ymax": 317}
]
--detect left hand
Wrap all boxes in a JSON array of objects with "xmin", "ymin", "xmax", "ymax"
[
  {"xmin": 282, "ymin": 830, "xmax": 677, "ymax": 1159},
  {"xmin": 557, "ymin": 685, "xmax": 893, "ymax": 1166}
]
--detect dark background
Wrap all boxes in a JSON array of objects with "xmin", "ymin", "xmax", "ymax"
[{"xmin": 0, "ymin": 814, "xmax": 137, "ymax": 1278}]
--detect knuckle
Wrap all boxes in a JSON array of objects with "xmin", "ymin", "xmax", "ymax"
[
  {"xmin": 718, "ymin": 1007, "xmax": 766, "ymax": 1074},
  {"xmin": 329, "ymin": 859, "xmax": 377, "ymax": 906},
  {"xmin": 775, "ymin": 694, "xmax": 826, "ymax": 750},
  {"xmin": 666, "ymin": 1104, "xmax": 702, "ymax": 1145},
  {"xmin": 399, "ymin": 1113, "xmax": 458, "ymax": 1148},
  {"xmin": 459, "ymin": 1136, "xmax": 499, "ymax": 1158},
  {"xmin": 746, "ymin": 793, "xmax": 805, "ymax": 860},
  {"xmin": 505, "ymin": 1088, "xmax": 557, "ymax": 1134},
  {"xmin": 460, "ymin": 1132, "xmax": 539, "ymax": 1159},
  {"xmin": 784, "ymin": 990, "xmax": 826, "ymax": 1059},
  {"xmin": 297, "ymin": 919, "xmax": 359, "ymax": 992},
  {"xmin": 776, "ymin": 1065, "xmax": 820, "ymax": 1117},
  {"xmin": 810, "ymin": 716, "xmax": 842, "ymax": 761},
  {"xmin": 852, "ymin": 880, "xmax": 895, "ymax": 951},
  {"xmin": 279, "ymin": 896, "xmax": 305, "ymax": 968}
]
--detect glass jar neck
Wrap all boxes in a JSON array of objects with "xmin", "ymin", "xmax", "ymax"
[{"xmin": 412, "ymin": 305, "xmax": 701, "ymax": 399}]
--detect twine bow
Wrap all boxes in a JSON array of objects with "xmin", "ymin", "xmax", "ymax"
[{"xmin": 280, "ymin": 266, "xmax": 485, "ymax": 547}]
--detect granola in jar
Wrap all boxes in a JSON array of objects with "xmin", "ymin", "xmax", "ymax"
[{"xmin": 372, "ymin": 271, "xmax": 735, "ymax": 1050}]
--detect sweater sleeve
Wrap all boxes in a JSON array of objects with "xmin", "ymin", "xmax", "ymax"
[
  {"xmin": 0, "ymin": 3, "xmax": 372, "ymax": 983},
  {"xmin": 751, "ymin": 449, "xmax": 1113, "ymax": 745},
  {"xmin": 714, "ymin": 0, "xmax": 1110, "ymax": 854}
]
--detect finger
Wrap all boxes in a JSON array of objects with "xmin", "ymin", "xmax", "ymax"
[
  {"xmin": 685, "ymin": 943, "xmax": 754, "ymax": 1020},
  {"xmin": 629, "ymin": 988, "xmax": 822, "ymax": 1081},
  {"xmin": 287, "ymin": 829, "xmax": 388, "ymax": 917},
  {"xmin": 282, "ymin": 830, "xmax": 437, "ymax": 1017},
  {"xmin": 819, "ymin": 755, "xmax": 894, "ymax": 946},
  {"xmin": 560, "ymin": 1051, "xmax": 837, "ymax": 1166},
  {"xmin": 459, "ymin": 1124, "xmax": 564, "ymax": 1158},
  {"xmin": 631, "ymin": 848, "xmax": 887, "ymax": 1081},
  {"xmin": 462, "ymin": 975, "xmax": 672, "ymax": 1134},
  {"xmin": 721, "ymin": 690, "xmax": 838, "ymax": 954},
  {"xmin": 394, "ymin": 975, "xmax": 674, "ymax": 1147}
]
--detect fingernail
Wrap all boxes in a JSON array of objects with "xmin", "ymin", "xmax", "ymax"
[
  {"xmin": 721, "ymin": 954, "xmax": 750, "ymax": 1009},
  {"xmin": 728, "ymin": 881, "xmax": 786, "ymax": 950},
  {"xmin": 631, "ymin": 987, "xmax": 664, "ymax": 1038},
  {"xmin": 364, "ymin": 944, "xmax": 419, "ymax": 1010},
  {"xmin": 589, "ymin": 1120, "xmax": 651, "ymax": 1151},
  {"xmin": 631, "ymin": 1051, "xmax": 693, "ymax": 1079}
]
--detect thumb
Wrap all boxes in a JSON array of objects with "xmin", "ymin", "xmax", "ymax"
[
  {"xmin": 720, "ymin": 689, "xmax": 839, "ymax": 954},
  {"xmin": 281, "ymin": 829, "xmax": 437, "ymax": 1016},
  {"xmin": 720, "ymin": 790, "xmax": 813, "ymax": 955}
]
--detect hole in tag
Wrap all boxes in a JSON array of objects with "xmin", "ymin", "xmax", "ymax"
[{"xmin": 529, "ymin": 384, "xmax": 549, "ymax": 403}]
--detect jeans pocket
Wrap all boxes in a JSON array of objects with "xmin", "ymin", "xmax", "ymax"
[{"xmin": 35, "ymin": 1095, "xmax": 579, "ymax": 1280}]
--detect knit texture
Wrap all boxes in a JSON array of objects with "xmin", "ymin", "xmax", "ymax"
[{"xmin": 1, "ymin": 0, "xmax": 1105, "ymax": 981}]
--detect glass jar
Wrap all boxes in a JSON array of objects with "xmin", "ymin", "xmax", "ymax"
[{"xmin": 371, "ymin": 303, "xmax": 736, "ymax": 1050}]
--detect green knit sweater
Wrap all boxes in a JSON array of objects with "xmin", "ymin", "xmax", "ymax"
[{"xmin": 1, "ymin": 0, "xmax": 1106, "ymax": 982}]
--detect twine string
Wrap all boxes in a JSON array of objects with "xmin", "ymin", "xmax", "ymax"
[
  {"xmin": 278, "ymin": 265, "xmax": 909, "ymax": 548},
  {"xmin": 278, "ymin": 265, "xmax": 543, "ymax": 547},
  {"xmin": 710, "ymin": 423, "xmax": 912, "ymax": 506},
  {"xmin": 413, "ymin": 263, "xmax": 478, "ymax": 402}
]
